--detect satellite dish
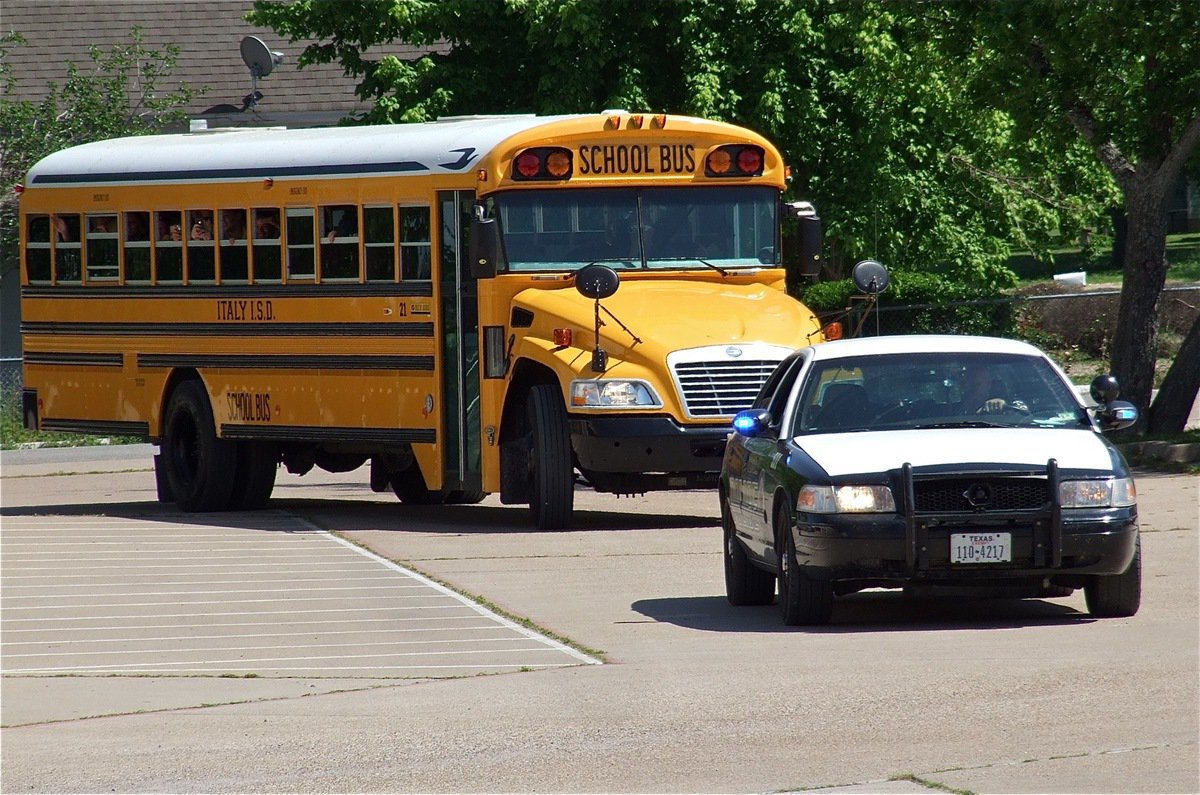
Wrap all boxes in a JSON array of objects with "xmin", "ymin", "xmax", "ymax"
[
  {"xmin": 575, "ymin": 264, "xmax": 620, "ymax": 300},
  {"xmin": 240, "ymin": 36, "xmax": 283, "ymax": 78},
  {"xmin": 851, "ymin": 259, "xmax": 890, "ymax": 295}
]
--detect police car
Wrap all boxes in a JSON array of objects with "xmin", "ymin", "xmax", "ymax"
[{"xmin": 720, "ymin": 335, "xmax": 1141, "ymax": 625}]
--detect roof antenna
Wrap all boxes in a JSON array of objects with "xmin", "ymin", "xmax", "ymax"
[{"xmin": 240, "ymin": 36, "xmax": 284, "ymax": 109}]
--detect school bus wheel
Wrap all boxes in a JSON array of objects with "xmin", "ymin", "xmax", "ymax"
[
  {"xmin": 526, "ymin": 384, "xmax": 574, "ymax": 529},
  {"xmin": 228, "ymin": 441, "xmax": 279, "ymax": 510},
  {"xmin": 161, "ymin": 380, "xmax": 237, "ymax": 512}
]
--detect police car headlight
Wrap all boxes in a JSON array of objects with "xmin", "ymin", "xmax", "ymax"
[
  {"xmin": 1059, "ymin": 477, "xmax": 1136, "ymax": 508},
  {"xmin": 570, "ymin": 379, "xmax": 662, "ymax": 409},
  {"xmin": 798, "ymin": 484, "xmax": 896, "ymax": 514}
]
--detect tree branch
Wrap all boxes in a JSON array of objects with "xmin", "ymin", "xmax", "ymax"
[{"xmin": 1155, "ymin": 112, "xmax": 1200, "ymax": 189}]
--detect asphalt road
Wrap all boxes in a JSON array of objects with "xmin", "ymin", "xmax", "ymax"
[{"xmin": 1, "ymin": 444, "xmax": 1197, "ymax": 794}]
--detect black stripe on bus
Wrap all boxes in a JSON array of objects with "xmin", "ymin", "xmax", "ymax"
[
  {"xmin": 21, "ymin": 283, "xmax": 435, "ymax": 298},
  {"xmin": 137, "ymin": 354, "xmax": 436, "ymax": 371},
  {"xmin": 221, "ymin": 424, "xmax": 436, "ymax": 445},
  {"xmin": 41, "ymin": 419, "xmax": 149, "ymax": 437},
  {"xmin": 22, "ymin": 321, "xmax": 435, "ymax": 338},
  {"xmin": 24, "ymin": 351, "xmax": 124, "ymax": 367},
  {"xmin": 30, "ymin": 160, "xmax": 432, "ymax": 185}
]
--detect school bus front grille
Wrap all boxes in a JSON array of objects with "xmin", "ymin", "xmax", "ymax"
[{"xmin": 671, "ymin": 359, "xmax": 782, "ymax": 418}]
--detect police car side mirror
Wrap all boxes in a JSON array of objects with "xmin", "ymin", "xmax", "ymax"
[
  {"xmin": 1089, "ymin": 374, "xmax": 1120, "ymax": 404},
  {"xmin": 1088, "ymin": 374, "xmax": 1137, "ymax": 431},
  {"xmin": 732, "ymin": 409, "xmax": 773, "ymax": 438},
  {"xmin": 469, "ymin": 216, "xmax": 501, "ymax": 279}
]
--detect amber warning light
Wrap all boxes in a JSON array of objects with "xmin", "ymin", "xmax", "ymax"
[
  {"xmin": 705, "ymin": 144, "xmax": 765, "ymax": 178},
  {"xmin": 512, "ymin": 147, "xmax": 573, "ymax": 181}
]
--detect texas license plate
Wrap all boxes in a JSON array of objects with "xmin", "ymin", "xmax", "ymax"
[{"xmin": 950, "ymin": 532, "xmax": 1012, "ymax": 564}]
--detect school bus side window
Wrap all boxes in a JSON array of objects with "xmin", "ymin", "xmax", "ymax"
[
  {"xmin": 124, "ymin": 212, "xmax": 151, "ymax": 283},
  {"xmin": 252, "ymin": 208, "xmax": 282, "ymax": 283},
  {"xmin": 187, "ymin": 209, "xmax": 216, "ymax": 284},
  {"xmin": 53, "ymin": 214, "xmax": 82, "ymax": 283},
  {"xmin": 286, "ymin": 207, "xmax": 315, "ymax": 280},
  {"xmin": 86, "ymin": 214, "xmax": 120, "ymax": 282},
  {"xmin": 25, "ymin": 215, "xmax": 52, "ymax": 283},
  {"xmin": 364, "ymin": 205, "xmax": 396, "ymax": 281},
  {"xmin": 320, "ymin": 204, "xmax": 359, "ymax": 281},
  {"xmin": 400, "ymin": 206, "xmax": 431, "ymax": 280},
  {"xmin": 155, "ymin": 211, "xmax": 184, "ymax": 283},
  {"xmin": 220, "ymin": 209, "xmax": 249, "ymax": 283}
]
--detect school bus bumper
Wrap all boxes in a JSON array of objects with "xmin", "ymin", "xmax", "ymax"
[{"xmin": 568, "ymin": 414, "xmax": 729, "ymax": 492}]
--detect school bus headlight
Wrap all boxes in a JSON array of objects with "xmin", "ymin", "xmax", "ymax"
[{"xmin": 570, "ymin": 379, "xmax": 662, "ymax": 409}]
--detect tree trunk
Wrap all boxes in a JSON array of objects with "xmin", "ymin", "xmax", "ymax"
[
  {"xmin": 1108, "ymin": 207, "xmax": 1127, "ymax": 271},
  {"xmin": 1109, "ymin": 175, "xmax": 1170, "ymax": 429},
  {"xmin": 1148, "ymin": 311, "xmax": 1200, "ymax": 435}
]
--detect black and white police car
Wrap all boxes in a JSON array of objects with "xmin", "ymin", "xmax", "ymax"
[{"xmin": 720, "ymin": 334, "xmax": 1141, "ymax": 625}]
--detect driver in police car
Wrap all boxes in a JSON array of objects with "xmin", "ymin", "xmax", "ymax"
[{"xmin": 961, "ymin": 363, "xmax": 1025, "ymax": 415}]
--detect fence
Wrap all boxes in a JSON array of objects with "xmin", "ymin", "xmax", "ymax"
[
  {"xmin": 1, "ymin": 287, "xmax": 1195, "ymax": 401},
  {"xmin": 835, "ymin": 286, "xmax": 1199, "ymax": 357}
]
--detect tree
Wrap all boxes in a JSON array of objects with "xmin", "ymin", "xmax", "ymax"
[
  {"xmin": 938, "ymin": 0, "xmax": 1200, "ymax": 430},
  {"xmin": 0, "ymin": 28, "xmax": 197, "ymax": 278},
  {"xmin": 251, "ymin": 0, "xmax": 1111, "ymax": 291}
]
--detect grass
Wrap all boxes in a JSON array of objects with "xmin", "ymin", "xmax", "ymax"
[
  {"xmin": 1010, "ymin": 232, "xmax": 1200, "ymax": 286},
  {"xmin": 0, "ymin": 393, "xmax": 144, "ymax": 450}
]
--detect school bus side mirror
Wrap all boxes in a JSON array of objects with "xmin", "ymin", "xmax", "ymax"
[
  {"xmin": 469, "ymin": 217, "xmax": 501, "ymax": 279},
  {"xmin": 786, "ymin": 201, "xmax": 822, "ymax": 280}
]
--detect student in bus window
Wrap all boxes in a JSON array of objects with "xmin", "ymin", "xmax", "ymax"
[
  {"xmin": 125, "ymin": 212, "xmax": 150, "ymax": 241},
  {"xmin": 54, "ymin": 215, "xmax": 75, "ymax": 241},
  {"xmin": 190, "ymin": 210, "xmax": 214, "ymax": 241},
  {"xmin": 221, "ymin": 210, "xmax": 246, "ymax": 244},
  {"xmin": 324, "ymin": 206, "xmax": 357, "ymax": 242},
  {"xmin": 254, "ymin": 209, "xmax": 281, "ymax": 239}
]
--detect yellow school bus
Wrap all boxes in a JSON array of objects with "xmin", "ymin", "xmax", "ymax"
[{"xmin": 19, "ymin": 112, "xmax": 826, "ymax": 528}]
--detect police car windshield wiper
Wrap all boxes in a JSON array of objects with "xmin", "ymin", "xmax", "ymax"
[
  {"xmin": 912, "ymin": 420, "xmax": 1009, "ymax": 429},
  {"xmin": 646, "ymin": 256, "xmax": 728, "ymax": 277}
]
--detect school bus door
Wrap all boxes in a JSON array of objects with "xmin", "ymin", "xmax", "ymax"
[{"xmin": 438, "ymin": 190, "xmax": 483, "ymax": 496}]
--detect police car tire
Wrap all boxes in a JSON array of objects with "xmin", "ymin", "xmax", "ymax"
[
  {"xmin": 1084, "ymin": 534, "xmax": 1141, "ymax": 618},
  {"xmin": 723, "ymin": 492, "xmax": 775, "ymax": 606},
  {"xmin": 776, "ymin": 506, "xmax": 833, "ymax": 626}
]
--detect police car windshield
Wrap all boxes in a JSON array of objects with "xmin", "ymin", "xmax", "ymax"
[
  {"xmin": 491, "ymin": 186, "xmax": 778, "ymax": 272},
  {"xmin": 792, "ymin": 352, "xmax": 1091, "ymax": 435}
]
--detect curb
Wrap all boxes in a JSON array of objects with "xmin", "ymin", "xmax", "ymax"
[{"xmin": 1118, "ymin": 441, "xmax": 1200, "ymax": 465}]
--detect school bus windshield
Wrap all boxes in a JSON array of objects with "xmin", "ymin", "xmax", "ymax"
[{"xmin": 492, "ymin": 186, "xmax": 778, "ymax": 272}]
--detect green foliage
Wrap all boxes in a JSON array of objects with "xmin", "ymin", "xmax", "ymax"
[
  {"xmin": 801, "ymin": 270, "xmax": 1013, "ymax": 336},
  {"xmin": 251, "ymin": 0, "xmax": 1128, "ymax": 291},
  {"xmin": 0, "ymin": 28, "xmax": 197, "ymax": 277}
]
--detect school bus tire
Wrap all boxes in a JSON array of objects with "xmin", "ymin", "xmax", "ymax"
[
  {"xmin": 527, "ymin": 384, "xmax": 574, "ymax": 529},
  {"xmin": 229, "ymin": 441, "xmax": 279, "ymax": 511},
  {"xmin": 162, "ymin": 380, "xmax": 237, "ymax": 512},
  {"xmin": 445, "ymin": 489, "xmax": 486, "ymax": 504},
  {"xmin": 390, "ymin": 463, "xmax": 447, "ymax": 505}
]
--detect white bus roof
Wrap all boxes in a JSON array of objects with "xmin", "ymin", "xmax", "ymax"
[
  {"xmin": 23, "ymin": 113, "xmax": 744, "ymax": 187},
  {"xmin": 25, "ymin": 114, "xmax": 573, "ymax": 186}
]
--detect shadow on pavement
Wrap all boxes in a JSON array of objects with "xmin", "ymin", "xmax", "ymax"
[
  {"xmin": 631, "ymin": 591, "xmax": 1091, "ymax": 633},
  {"xmin": 1, "ymin": 498, "xmax": 717, "ymax": 535}
]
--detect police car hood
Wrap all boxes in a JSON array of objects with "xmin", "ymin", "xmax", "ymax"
[
  {"xmin": 515, "ymin": 277, "xmax": 818, "ymax": 358},
  {"xmin": 796, "ymin": 428, "xmax": 1116, "ymax": 477}
]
